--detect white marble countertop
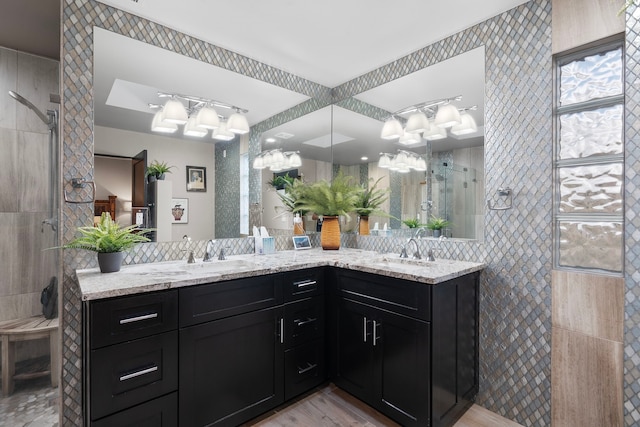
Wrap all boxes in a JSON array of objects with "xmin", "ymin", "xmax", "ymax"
[{"xmin": 76, "ymin": 248, "xmax": 485, "ymax": 301}]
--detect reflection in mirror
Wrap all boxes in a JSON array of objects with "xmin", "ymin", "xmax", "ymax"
[
  {"xmin": 93, "ymin": 24, "xmax": 485, "ymax": 242},
  {"xmin": 331, "ymin": 46, "xmax": 485, "ymax": 240}
]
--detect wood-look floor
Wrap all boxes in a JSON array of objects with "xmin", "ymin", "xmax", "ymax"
[{"xmin": 244, "ymin": 384, "xmax": 522, "ymax": 427}]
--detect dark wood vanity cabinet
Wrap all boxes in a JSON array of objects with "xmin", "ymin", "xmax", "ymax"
[
  {"xmin": 178, "ymin": 269, "xmax": 326, "ymax": 427},
  {"xmin": 86, "ymin": 290, "xmax": 179, "ymax": 426},
  {"xmin": 330, "ymin": 269, "xmax": 479, "ymax": 427}
]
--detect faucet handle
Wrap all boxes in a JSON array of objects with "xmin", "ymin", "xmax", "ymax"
[
  {"xmin": 426, "ymin": 249, "xmax": 436, "ymax": 262},
  {"xmin": 398, "ymin": 245, "xmax": 408, "ymax": 258},
  {"xmin": 218, "ymin": 246, "xmax": 230, "ymax": 260},
  {"xmin": 187, "ymin": 250, "xmax": 196, "ymax": 264}
]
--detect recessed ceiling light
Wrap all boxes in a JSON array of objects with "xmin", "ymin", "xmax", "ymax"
[
  {"xmin": 361, "ymin": 156, "xmax": 368, "ymax": 161},
  {"xmin": 265, "ymin": 137, "xmax": 277, "ymax": 143}
]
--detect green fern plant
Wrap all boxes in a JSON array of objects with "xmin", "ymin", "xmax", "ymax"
[
  {"xmin": 426, "ymin": 215, "xmax": 451, "ymax": 231},
  {"xmin": 354, "ymin": 177, "xmax": 389, "ymax": 217},
  {"xmin": 402, "ymin": 218, "xmax": 422, "ymax": 229},
  {"xmin": 294, "ymin": 172, "xmax": 361, "ymax": 217},
  {"xmin": 61, "ymin": 213, "xmax": 152, "ymax": 253}
]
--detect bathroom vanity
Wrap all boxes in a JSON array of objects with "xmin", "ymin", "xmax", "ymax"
[{"xmin": 77, "ymin": 249, "xmax": 483, "ymax": 427}]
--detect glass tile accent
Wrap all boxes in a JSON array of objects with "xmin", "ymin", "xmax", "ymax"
[
  {"xmin": 558, "ymin": 105, "xmax": 623, "ymax": 159},
  {"xmin": 558, "ymin": 163, "xmax": 623, "ymax": 213},
  {"xmin": 558, "ymin": 221, "xmax": 623, "ymax": 272},
  {"xmin": 559, "ymin": 48, "xmax": 623, "ymax": 106}
]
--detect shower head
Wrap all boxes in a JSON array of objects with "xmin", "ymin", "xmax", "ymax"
[{"xmin": 8, "ymin": 90, "xmax": 51, "ymax": 125}]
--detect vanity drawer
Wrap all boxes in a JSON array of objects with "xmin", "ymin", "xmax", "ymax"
[
  {"xmin": 91, "ymin": 392, "xmax": 177, "ymax": 427},
  {"xmin": 90, "ymin": 331, "xmax": 178, "ymax": 420},
  {"xmin": 179, "ymin": 274, "xmax": 282, "ymax": 327},
  {"xmin": 283, "ymin": 268, "xmax": 324, "ymax": 302},
  {"xmin": 90, "ymin": 290, "xmax": 178, "ymax": 349},
  {"xmin": 336, "ymin": 269, "xmax": 431, "ymax": 321},
  {"xmin": 284, "ymin": 296, "xmax": 324, "ymax": 348},
  {"xmin": 284, "ymin": 338, "xmax": 326, "ymax": 400}
]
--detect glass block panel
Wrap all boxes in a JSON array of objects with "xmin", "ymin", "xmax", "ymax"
[
  {"xmin": 558, "ymin": 221, "xmax": 623, "ymax": 272},
  {"xmin": 559, "ymin": 163, "xmax": 623, "ymax": 213},
  {"xmin": 559, "ymin": 48, "xmax": 623, "ymax": 105},
  {"xmin": 558, "ymin": 105, "xmax": 623, "ymax": 159}
]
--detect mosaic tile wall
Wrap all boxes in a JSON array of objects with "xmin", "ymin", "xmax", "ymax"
[
  {"xmin": 59, "ymin": 0, "xmax": 559, "ymax": 425},
  {"xmin": 624, "ymin": 5, "xmax": 640, "ymax": 425},
  {"xmin": 215, "ymin": 138, "xmax": 240, "ymax": 238}
]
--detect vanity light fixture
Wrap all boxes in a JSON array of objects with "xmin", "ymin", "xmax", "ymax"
[
  {"xmin": 253, "ymin": 149, "xmax": 302, "ymax": 171},
  {"xmin": 195, "ymin": 106, "xmax": 220, "ymax": 130},
  {"xmin": 404, "ymin": 112, "xmax": 429, "ymax": 134},
  {"xmin": 150, "ymin": 92, "xmax": 248, "ymax": 137},
  {"xmin": 183, "ymin": 116, "xmax": 208, "ymax": 137},
  {"xmin": 227, "ymin": 109, "xmax": 250, "ymax": 134},
  {"xmin": 211, "ymin": 121, "xmax": 235, "ymax": 141},
  {"xmin": 380, "ymin": 117, "xmax": 404, "ymax": 140},
  {"xmin": 422, "ymin": 119, "xmax": 448, "ymax": 141},
  {"xmin": 434, "ymin": 103, "xmax": 461, "ymax": 128},
  {"xmin": 378, "ymin": 150, "xmax": 426, "ymax": 172},
  {"xmin": 450, "ymin": 112, "xmax": 478, "ymax": 135},
  {"xmin": 151, "ymin": 110, "xmax": 178, "ymax": 133},
  {"xmin": 161, "ymin": 98, "xmax": 189, "ymax": 125},
  {"xmin": 398, "ymin": 131, "xmax": 422, "ymax": 146}
]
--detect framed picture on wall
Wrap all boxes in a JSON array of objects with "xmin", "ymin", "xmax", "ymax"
[
  {"xmin": 186, "ymin": 165, "xmax": 206, "ymax": 192},
  {"xmin": 171, "ymin": 198, "xmax": 189, "ymax": 224}
]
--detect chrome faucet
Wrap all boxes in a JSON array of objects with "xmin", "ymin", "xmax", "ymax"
[
  {"xmin": 406, "ymin": 238, "xmax": 421, "ymax": 260},
  {"xmin": 218, "ymin": 247, "xmax": 229, "ymax": 260},
  {"xmin": 413, "ymin": 227, "xmax": 428, "ymax": 239},
  {"xmin": 203, "ymin": 239, "xmax": 216, "ymax": 262}
]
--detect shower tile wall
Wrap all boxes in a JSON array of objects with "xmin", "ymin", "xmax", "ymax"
[{"xmin": 0, "ymin": 46, "xmax": 59, "ymax": 362}]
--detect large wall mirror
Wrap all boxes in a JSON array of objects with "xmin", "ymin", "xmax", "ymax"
[{"xmin": 93, "ymin": 25, "xmax": 485, "ymax": 242}]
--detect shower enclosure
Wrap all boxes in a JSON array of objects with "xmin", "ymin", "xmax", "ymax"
[
  {"xmin": 0, "ymin": 80, "xmax": 60, "ymax": 386},
  {"xmin": 430, "ymin": 161, "xmax": 480, "ymax": 239}
]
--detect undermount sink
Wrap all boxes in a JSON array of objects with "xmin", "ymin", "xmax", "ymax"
[{"xmin": 364, "ymin": 255, "xmax": 438, "ymax": 269}]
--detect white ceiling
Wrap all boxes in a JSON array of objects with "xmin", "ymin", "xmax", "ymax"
[{"xmin": 96, "ymin": 0, "xmax": 528, "ymax": 87}]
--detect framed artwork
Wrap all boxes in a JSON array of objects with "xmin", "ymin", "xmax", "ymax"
[
  {"xmin": 171, "ymin": 198, "xmax": 189, "ymax": 224},
  {"xmin": 186, "ymin": 165, "xmax": 206, "ymax": 192}
]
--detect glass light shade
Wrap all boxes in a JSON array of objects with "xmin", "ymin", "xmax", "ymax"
[
  {"xmin": 271, "ymin": 150, "xmax": 285, "ymax": 165},
  {"xmin": 227, "ymin": 112, "xmax": 250, "ymax": 134},
  {"xmin": 212, "ymin": 121, "xmax": 235, "ymax": 141},
  {"xmin": 151, "ymin": 110, "xmax": 178, "ymax": 133},
  {"xmin": 398, "ymin": 131, "xmax": 421, "ymax": 146},
  {"xmin": 262, "ymin": 152, "xmax": 273, "ymax": 166},
  {"xmin": 380, "ymin": 118, "xmax": 403, "ymax": 140},
  {"xmin": 405, "ymin": 112, "xmax": 429, "ymax": 134},
  {"xmin": 434, "ymin": 104, "xmax": 461, "ymax": 128},
  {"xmin": 161, "ymin": 99, "xmax": 188, "ymax": 125},
  {"xmin": 450, "ymin": 113, "xmax": 478, "ymax": 135},
  {"xmin": 195, "ymin": 107, "xmax": 220, "ymax": 130},
  {"xmin": 423, "ymin": 119, "xmax": 448, "ymax": 140},
  {"xmin": 395, "ymin": 152, "xmax": 408, "ymax": 167},
  {"xmin": 414, "ymin": 158, "xmax": 427, "ymax": 171},
  {"xmin": 252, "ymin": 156, "xmax": 266, "ymax": 169},
  {"xmin": 407, "ymin": 155, "xmax": 418, "ymax": 169},
  {"xmin": 289, "ymin": 153, "xmax": 302, "ymax": 168},
  {"xmin": 378, "ymin": 154, "xmax": 391, "ymax": 168},
  {"xmin": 183, "ymin": 116, "xmax": 208, "ymax": 137}
]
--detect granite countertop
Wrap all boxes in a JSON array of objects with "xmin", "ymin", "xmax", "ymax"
[{"xmin": 76, "ymin": 248, "xmax": 485, "ymax": 301}]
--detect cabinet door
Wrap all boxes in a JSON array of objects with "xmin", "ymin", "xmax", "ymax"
[
  {"xmin": 333, "ymin": 298, "xmax": 376, "ymax": 404},
  {"xmin": 179, "ymin": 306, "xmax": 284, "ymax": 427},
  {"xmin": 375, "ymin": 309, "xmax": 430, "ymax": 427}
]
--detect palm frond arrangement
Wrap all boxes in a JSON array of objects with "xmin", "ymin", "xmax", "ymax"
[
  {"xmin": 61, "ymin": 213, "xmax": 152, "ymax": 253},
  {"xmin": 294, "ymin": 172, "xmax": 362, "ymax": 217},
  {"xmin": 354, "ymin": 177, "xmax": 389, "ymax": 217}
]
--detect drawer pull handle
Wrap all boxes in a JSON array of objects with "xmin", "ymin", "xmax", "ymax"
[
  {"xmin": 298, "ymin": 362, "xmax": 318, "ymax": 375},
  {"xmin": 294, "ymin": 280, "xmax": 317, "ymax": 288},
  {"xmin": 294, "ymin": 317, "xmax": 317, "ymax": 327},
  {"xmin": 373, "ymin": 321, "xmax": 380, "ymax": 346},
  {"xmin": 119, "ymin": 312, "xmax": 158, "ymax": 325},
  {"xmin": 119, "ymin": 365, "xmax": 158, "ymax": 381}
]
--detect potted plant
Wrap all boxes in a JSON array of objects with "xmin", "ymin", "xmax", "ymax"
[
  {"xmin": 275, "ymin": 178, "xmax": 308, "ymax": 234},
  {"xmin": 60, "ymin": 213, "xmax": 153, "ymax": 273},
  {"xmin": 268, "ymin": 172, "xmax": 295, "ymax": 191},
  {"xmin": 294, "ymin": 172, "xmax": 361, "ymax": 250},
  {"xmin": 146, "ymin": 160, "xmax": 175, "ymax": 182},
  {"xmin": 354, "ymin": 177, "xmax": 389, "ymax": 235},
  {"xmin": 426, "ymin": 215, "xmax": 451, "ymax": 238},
  {"xmin": 402, "ymin": 218, "xmax": 422, "ymax": 229}
]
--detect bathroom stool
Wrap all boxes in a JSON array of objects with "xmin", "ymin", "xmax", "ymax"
[{"xmin": 0, "ymin": 316, "xmax": 59, "ymax": 396}]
